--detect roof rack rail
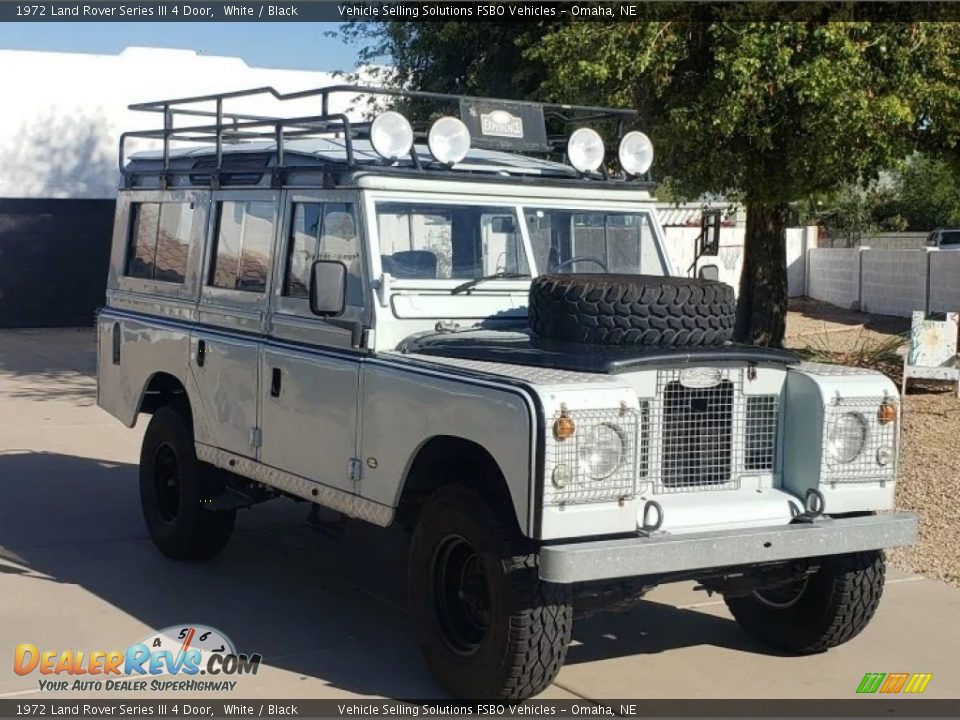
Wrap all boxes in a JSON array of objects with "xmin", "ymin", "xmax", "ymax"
[{"xmin": 119, "ymin": 84, "xmax": 641, "ymax": 187}]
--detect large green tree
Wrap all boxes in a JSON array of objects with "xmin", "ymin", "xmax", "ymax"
[
  {"xmin": 894, "ymin": 154, "xmax": 960, "ymax": 230},
  {"xmin": 343, "ymin": 16, "xmax": 960, "ymax": 345}
]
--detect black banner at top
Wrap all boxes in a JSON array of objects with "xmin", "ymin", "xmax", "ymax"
[{"xmin": 5, "ymin": 2, "xmax": 960, "ymax": 23}]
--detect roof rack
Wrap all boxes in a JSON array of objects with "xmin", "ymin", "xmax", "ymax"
[{"xmin": 120, "ymin": 84, "xmax": 641, "ymax": 188}]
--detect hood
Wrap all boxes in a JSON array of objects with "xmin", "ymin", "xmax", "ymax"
[{"xmin": 397, "ymin": 328, "xmax": 799, "ymax": 374}]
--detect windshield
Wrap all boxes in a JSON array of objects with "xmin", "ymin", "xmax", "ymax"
[
  {"xmin": 374, "ymin": 200, "xmax": 667, "ymax": 281},
  {"xmin": 376, "ymin": 202, "xmax": 529, "ymax": 280},
  {"xmin": 524, "ymin": 208, "xmax": 668, "ymax": 275}
]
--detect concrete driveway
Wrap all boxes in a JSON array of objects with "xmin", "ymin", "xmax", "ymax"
[{"xmin": 1, "ymin": 328, "xmax": 957, "ymax": 701}]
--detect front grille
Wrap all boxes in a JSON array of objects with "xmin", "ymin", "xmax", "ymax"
[
  {"xmin": 649, "ymin": 369, "xmax": 779, "ymax": 494},
  {"xmin": 745, "ymin": 395, "xmax": 779, "ymax": 471},
  {"xmin": 661, "ymin": 379, "xmax": 734, "ymax": 487}
]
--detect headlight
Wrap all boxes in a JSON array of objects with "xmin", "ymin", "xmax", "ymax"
[
  {"xmin": 827, "ymin": 412, "xmax": 868, "ymax": 463},
  {"xmin": 578, "ymin": 423, "xmax": 625, "ymax": 479}
]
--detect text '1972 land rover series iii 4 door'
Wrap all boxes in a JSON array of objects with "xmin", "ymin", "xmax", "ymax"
[{"xmin": 97, "ymin": 85, "xmax": 917, "ymax": 700}]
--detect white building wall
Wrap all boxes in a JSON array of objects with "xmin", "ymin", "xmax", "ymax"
[
  {"xmin": 660, "ymin": 224, "xmax": 745, "ymax": 291},
  {"xmin": 0, "ymin": 47, "xmax": 367, "ymax": 199}
]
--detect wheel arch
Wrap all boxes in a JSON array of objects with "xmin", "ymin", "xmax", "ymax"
[
  {"xmin": 396, "ymin": 435, "xmax": 523, "ymax": 535},
  {"xmin": 138, "ymin": 371, "xmax": 190, "ymax": 416}
]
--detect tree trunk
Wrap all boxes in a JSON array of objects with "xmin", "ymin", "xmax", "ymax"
[{"xmin": 734, "ymin": 202, "xmax": 789, "ymax": 347}]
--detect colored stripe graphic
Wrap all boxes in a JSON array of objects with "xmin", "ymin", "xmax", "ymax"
[
  {"xmin": 857, "ymin": 672, "xmax": 932, "ymax": 694},
  {"xmin": 880, "ymin": 673, "xmax": 910, "ymax": 693},
  {"xmin": 857, "ymin": 673, "xmax": 886, "ymax": 694},
  {"xmin": 903, "ymin": 673, "xmax": 933, "ymax": 694}
]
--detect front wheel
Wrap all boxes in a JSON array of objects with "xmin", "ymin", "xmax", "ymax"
[
  {"xmin": 140, "ymin": 405, "xmax": 236, "ymax": 561},
  {"xmin": 725, "ymin": 550, "xmax": 885, "ymax": 653},
  {"xmin": 409, "ymin": 484, "xmax": 573, "ymax": 700}
]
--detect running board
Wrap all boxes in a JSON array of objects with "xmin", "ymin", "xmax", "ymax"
[{"xmin": 195, "ymin": 444, "xmax": 395, "ymax": 527}]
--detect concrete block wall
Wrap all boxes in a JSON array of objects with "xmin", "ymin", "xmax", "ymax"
[
  {"xmin": 929, "ymin": 251, "xmax": 960, "ymax": 314},
  {"xmin": 805, "ymin": 248, "xmax": 860, "ymax": 310},
  {"xmin": 860, "ymin": 250, "xmax": 928, "ymax": 316},
  {"xmin": 805, "ymin": 247, "xmax": 960, "ymax": 317}
]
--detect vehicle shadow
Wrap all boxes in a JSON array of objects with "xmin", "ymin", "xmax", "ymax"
[{"xmin": 0, "ymin": 450, "xmax": 777, "ymax": 699}]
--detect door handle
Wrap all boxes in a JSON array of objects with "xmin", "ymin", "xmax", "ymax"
[
  {"xmin": 270, "ymin": 367, "xmax": 282, "ymax": 397},
  {"xmin": 197, "ymin": 340, "xmax": 206, "ymax": 367}
]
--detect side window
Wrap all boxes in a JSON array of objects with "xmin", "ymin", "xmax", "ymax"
[
  {"xmin": 283, "ymin": 202, "xmax": 361, "ymax": 305},
  {"xmin": 126, "ymin": 202, "xmax": 193, "ymax": 283},
  {"xmin": 209, "ymin": 201, "xmax": 276, "ymax": 293}
]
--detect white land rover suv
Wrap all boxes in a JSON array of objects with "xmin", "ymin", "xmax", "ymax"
[{"xmin": 97, "ymin": 85, "xmax": 916, "ymax": 700}]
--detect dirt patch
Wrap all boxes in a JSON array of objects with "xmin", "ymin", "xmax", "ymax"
[{"xmin": 786, "ymin": 298, "xmax": 960, "ymax": 588}]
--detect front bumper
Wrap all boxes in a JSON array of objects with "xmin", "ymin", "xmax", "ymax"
[{"xmin": 538, "ymin": 512, "xmax": 917, "ymax": 584}]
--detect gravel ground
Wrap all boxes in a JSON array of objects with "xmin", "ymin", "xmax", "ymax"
[{"xmin": 785, "ymin": 298, "xmax": 960, "ymax": 588}]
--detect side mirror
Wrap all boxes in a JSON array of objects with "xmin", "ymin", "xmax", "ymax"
[
  {"xmin": 698, "ymin": 264, "xmax": 720, "ymax": 281},
  {"xmin": 309, "ymin": 260, "xmax": 347, "ymax": 317},
  {"xmin": 700, "ymin": 210, "xmax": 721, "ymax": 257}
]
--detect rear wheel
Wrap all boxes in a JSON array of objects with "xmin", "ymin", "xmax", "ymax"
[
  {"xmin": 725, "ymin": 550, "xmax": 885, "ymax": 653},
  {"xmin": 139, "ymin": 405, "xmax": 235, "ymax": 561},
  {"xmin": 409, "ymin": 484, "xmax": 573, "ymax": 700}
]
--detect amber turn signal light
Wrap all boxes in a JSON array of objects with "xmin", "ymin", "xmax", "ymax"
[
  {"xmin": 554, "ymin": 414, "xmax": 576, "ymax": 440},
  {"xmin": 877, "ymin": 401, "xmax": 898, "ymax": 425}
]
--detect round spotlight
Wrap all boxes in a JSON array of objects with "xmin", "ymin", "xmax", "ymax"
[
  {"xmin": 567, "ymin": 128, "xmax": 605, "ymax": 174},
  {"xmin": 370, "ymin": 111, "xmax": 414, "ymax": 161},
  {"xmin": 428, "ymin": 116, "xmax": 471, "ymax": 165},
  {"xmin": 618, "ymin": 131, "xmax": 654, "ymax": 176}
]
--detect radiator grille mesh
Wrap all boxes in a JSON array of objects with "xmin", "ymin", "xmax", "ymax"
[{"xmin": 648, "ymin": 369, "xmax": 779, "ymax": 494}]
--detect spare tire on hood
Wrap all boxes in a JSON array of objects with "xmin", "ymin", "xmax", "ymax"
[{"xmin": 528, "ymin": 273, "xmax": 736, "ymax": 347}]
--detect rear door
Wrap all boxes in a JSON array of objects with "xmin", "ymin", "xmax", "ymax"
[
  {"xmin": 192, "ymin": 191, "xmax": 280, "ymax": 458},
  {"xmin": 259, "ymin": 190, "xmax": 367, "ymax": 492}
]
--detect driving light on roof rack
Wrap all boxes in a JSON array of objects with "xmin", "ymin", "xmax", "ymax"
[
  {"xmin": 567, "ymin": 128, "xmax": 605, "ymax": 174},
  {"xmin": 618, "ymin": 131, "xmax": 654, "ymax": 176},
  {"xmin": 428, "ymin": 116, "xmax": 471, "ymax": 166},
  {"xmin": 370, "ymin": 111, "xmax": 414, "ymax": 161}
]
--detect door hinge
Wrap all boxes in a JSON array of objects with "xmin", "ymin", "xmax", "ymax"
[
  {"xmin": 250, "ymin": 427, "xmax": 262, "ymax": 449},
  {"xmin": 348, "ymin": 458, "xmax": 362, "ymax": 483}
]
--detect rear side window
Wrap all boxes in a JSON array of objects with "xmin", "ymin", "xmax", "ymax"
[
  {"xmin": 126, "ymin": 202, "xmax": 194, "ymax": 283},
  {"xmin": 284, "ymin": 202, "xmax": 360, "ymax": 303},
  {"xmin": 209, "ymin": 201, "xmax": 275, "ymax": 293}
]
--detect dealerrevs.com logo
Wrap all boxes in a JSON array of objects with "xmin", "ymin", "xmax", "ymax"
[{"xmin": 14, "ymin": 625, "xmax": 261, "ymax": 692}]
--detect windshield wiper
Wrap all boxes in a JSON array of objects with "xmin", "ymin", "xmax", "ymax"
[{"xmin": 450, "ymin": 272, "xmax": 528, "ymax": 295}]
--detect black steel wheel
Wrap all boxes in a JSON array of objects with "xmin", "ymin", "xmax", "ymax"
[
  {"xmin": 152, "ymin": 444, "xmax": 182, "ymax": 523},
  {"xmin": 431, "ymin": 534, "xmax": 491, "ymax": 655},
  {"xmin": 139, "ymin": 405, "xmax": 235, "ymax": 561},
  {"xmin": 409, "ymin": 484, "xmax": 573, "ymax": 700}
]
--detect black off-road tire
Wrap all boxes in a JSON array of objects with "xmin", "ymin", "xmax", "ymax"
[
  {"xmin": 725, "ymin": 551, "xmax": 886, "ymax": 653},
  {"xmin": 528, "ymin": 273, "xmax": 736, "ymax": 347},
  {"xmin": 140, "ymin": 405, "xmax": 236, "ymax": 561},
  {"xmin": 409, "ymin": 484, "xmax": 573, "ymax": 700}
]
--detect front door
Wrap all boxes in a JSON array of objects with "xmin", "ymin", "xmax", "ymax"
[{"xmin": 259, "ymin": 190, "xmax": 366, "ymax": 493}]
